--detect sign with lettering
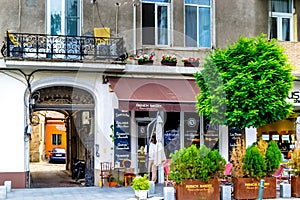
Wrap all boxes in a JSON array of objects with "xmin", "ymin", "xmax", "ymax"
[
  {"xmin": 228, "ymin": 127, "xmax": 243, "ymax": 161},
  {"xmin": 114, "ymin": 109, "xmax": 131, "ymax": 164}
]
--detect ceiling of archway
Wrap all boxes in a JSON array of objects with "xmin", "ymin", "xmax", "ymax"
[{"xmin": 31, "ymin": 86, "xmax": 94, "ymax": 110}]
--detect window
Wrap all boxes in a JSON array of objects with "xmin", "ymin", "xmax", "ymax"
[
  {"xmin": 52, "ymin": 134, "xmax": 62, "ymax": 145},
  {"xmin": 185, "ymin": 0, "xmax": 211, "ymax": 48},
  {"xmin": 269, "ymin": 0, "xmax": 293, "ymax": 41},
  {"xmin": 47, "ymin": 0, "xmax": 81, "ymax": 36},
  {"xmin": 142, "ymin": 0, "xmax": 170, "ymax": 46}
]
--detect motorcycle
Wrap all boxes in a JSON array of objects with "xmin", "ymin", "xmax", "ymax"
[{"xmin": 72, "ymin": 159, "xmax": 86, "ymax": 181}]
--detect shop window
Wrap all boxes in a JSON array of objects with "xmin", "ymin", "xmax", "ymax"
[
  {"xmin": 52, "ymin": 134, "xmax": 62, "ymax": 145},
  {"xmin": 185, "ymin": 0, "xmax": 211, "ymax": 48},
  {"xmin": 142, "ymin": 0, "xmax": 170, "ymax": 46},
  {"xmin": 269, "ymin": 0, "xmax": 293, "ymax": 41}
]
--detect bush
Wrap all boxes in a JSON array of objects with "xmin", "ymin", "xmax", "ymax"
[
  {"xmin": 265, "ymin": 141, "xmax": 282, "ymax": 176},
  {"xmin": 168, "ymin": 144, "xmax": 226, "ymax": 184},
  {"xmin": 243, "ymin": 144, "xmax": 266, "ymax": 179}
]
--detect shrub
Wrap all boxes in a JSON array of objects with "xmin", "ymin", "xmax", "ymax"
[
  {"xmin": 168, "ymin": 144, "xmax": 226, "ymax": 184},
  {"xmin": 243, "ymin": 144, "xmax": 266, "ymax": 179},
  {"xmin": 265, "ymin": 141, "xmax": 282, "ymax": 176}
]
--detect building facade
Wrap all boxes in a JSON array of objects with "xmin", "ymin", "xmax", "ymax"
[{"xmin": 0, "ymin": 0, "xmax": 299, "ymax": 188}]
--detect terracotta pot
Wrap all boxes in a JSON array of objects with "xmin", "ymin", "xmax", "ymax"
[
  {"xmin": 175, "ymin": 179, "xmax": 220, "ymax": 200},
  {"xmin": 138, "ymin": 60, "xmax": 153, "ymax": 65},
  {"xmin": 291, "ymin": 176, "xmax": 300, "ymax": 197},
  {"xmin": 233, "ymin": 177, "xmax": 276, "ymax": 199},
  {"xmin": 108, "ymin": 182, "xmax": 118, "ymax": 187},
  {"xmin": 161, "ymin": 60, "xmax": 177, "ymax": 66}
]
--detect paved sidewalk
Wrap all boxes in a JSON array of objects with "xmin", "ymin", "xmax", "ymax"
[{"xmin": 6, "ymin": 184, "xmax": 165, "ymax": 200}]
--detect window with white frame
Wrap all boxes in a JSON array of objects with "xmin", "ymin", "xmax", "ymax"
[
  {"xmin": 185, "ymin": 0, "xmax": 211, "ymax": 48},
  {"xmin": 269, "ymin": 0, "xmax": 293, "ymax": 41},
  {"xmin": 142, "ymin": 0, "xmax": 170, "ymax": 46},
  {"xmin": 47, "ymin": 0, "xmax": 80, "ymax": 36}
]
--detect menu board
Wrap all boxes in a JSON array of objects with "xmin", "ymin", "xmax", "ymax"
[
  {"xmin": 228, "ymin": 127, "xmax": 243, "ymax": 161},
  {"xmin": 114, "ymin": 109, "xmax": 131, "ymax": 164}
]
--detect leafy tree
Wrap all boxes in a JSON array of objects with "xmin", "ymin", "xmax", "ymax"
[{"xmin": 195, "ymin": 34, "xmax": 294, "ymax": 128}]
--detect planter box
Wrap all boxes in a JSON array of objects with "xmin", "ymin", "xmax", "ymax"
[
  {"xmin": 184, "ymin": 61, "xmax": 199, "ymax": 67},
  {"xmin": 175, "ymin": 179, "xmax": 220, "ymax": 200},
  {"xmin": 161, "ymin": 61, "xmax": 177, "ymax": 66},
  {"xmin": 134, "ymin": 190, "xmax": 148, "ymax": 199},
  {"xmin": 291, "ymin": 176, "xmax": 300, "ymax": 197},
  {"xmin": 138, "ymin": 60, "xmax": 154, "ymax": 65},
  {"xmin": 233, "ymin": 177, "xmax": 276, "ymax": 199}
]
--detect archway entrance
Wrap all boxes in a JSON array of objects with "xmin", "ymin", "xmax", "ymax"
[{"xmin": 29, "ymin": 86, "xmax": 95, "ymax": 187}]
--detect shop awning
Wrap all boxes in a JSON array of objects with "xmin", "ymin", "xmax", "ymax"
[{"xmin": 108, "ymin": 77, "xmax": 200, "ymax": 112}]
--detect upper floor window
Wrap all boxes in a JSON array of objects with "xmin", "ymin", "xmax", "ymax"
[
  {"xmin": 185, "ymin": 0, "xmax": 211, "ymax": 48},
  {"xmin": 269, "ymin": 0, "xmax": 293, "ymax": 41},
  {"xmin": 142, "ymin": 0, "xmax": 170, "ymax": 46},
  {"xmin": 47, "ymin": 0, "xmax": 81, "ymax": 36}
]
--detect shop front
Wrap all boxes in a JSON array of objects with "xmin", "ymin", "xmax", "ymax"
[{"xmin": 107, "ymin": 77, "xmax": 219, "ymax": 182}]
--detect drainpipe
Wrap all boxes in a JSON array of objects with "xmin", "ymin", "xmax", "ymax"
[{"xmin": 133, "ymin": 3, "xmax": 136, "ymax": 55}]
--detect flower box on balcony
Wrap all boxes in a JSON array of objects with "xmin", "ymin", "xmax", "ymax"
[
  {"xmin": 161, "ymin": 60, "xmax": 177, "ymax": 66},
  {"xmin": 138, "ymin": 60, "xmax": 154, "ymax": 65},
  {"xmin": 184, "ymin": 61, "xmax": 199, "ymax": 67}
]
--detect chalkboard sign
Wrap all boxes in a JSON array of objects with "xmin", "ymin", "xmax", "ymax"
[
  {"xmin": 228, "ymin": 127, "xmax": 243, "ymax": 161},
  {"xmin": 114, "ymin": 109, "xmax": 131, "ymax": 165}
]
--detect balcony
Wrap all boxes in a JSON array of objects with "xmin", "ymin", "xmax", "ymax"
[{"xmin": 1, "ymin": 31, "xmax": 126, "ymax": 62}]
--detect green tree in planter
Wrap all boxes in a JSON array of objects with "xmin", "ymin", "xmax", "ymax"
[
  {"xmin": 243, "ymin": 144, "xmax": 266, "ymax": 179},
  {"xmin": 264, "ymin": 141, "xmax": 282, "ymax": 176},
  {"xmin": 168, "ymin": 144, "xmax": 226, "ymax": 184},
  {"xmin": 195, "ymin": 34, "xmax": 294, "ymax": 129}
]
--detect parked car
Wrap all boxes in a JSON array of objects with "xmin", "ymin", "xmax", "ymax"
[{"xmin": 49, "ymin": 148, "xmax": 66, "ymax": 163}]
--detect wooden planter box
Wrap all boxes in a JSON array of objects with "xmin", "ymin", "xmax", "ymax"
[
  {"xmin": 291, "ymin": 176, "xmax": 300, "ymax": 197},
  {"xmin": 233, "ymin": 177, "xmax": 276, "ymax": 199},
  {"xmin": 175, "ymin": 179, "xmax": 220, "ymax": 200}
]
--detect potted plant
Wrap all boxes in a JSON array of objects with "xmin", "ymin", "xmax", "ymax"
[
  {"xmin": 161, "ymin": 54, "xmax": 177, "ymax": 66},
  {"xmin": 131, "ymin": 174, "xmax": 150, "ymax": 199},
  {"xmin": 289, "ymin": 141, "xmax": 300, "ymax": 197},
  {"xmin": 231, "ymin": 139, "xmax": 280, "ymax": 199},
  {"xmin": 168, "ymin": 144, "xmax": 226, "ymax": 200},
  {"xmin": 181, "ymin": 57, "xmax": 200, "ymax": 67},
  {"xmin": 108, "ymin": 176, "xmax": 119, "ymax": 187},
  {"xmin": 135, "ymin": 53, "xmax": 154, "ymax": 65}
]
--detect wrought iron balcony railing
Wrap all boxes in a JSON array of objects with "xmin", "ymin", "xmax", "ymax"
[{"xmin": 1, "ymin": 31, "xmax": 126, "ymax": 62}]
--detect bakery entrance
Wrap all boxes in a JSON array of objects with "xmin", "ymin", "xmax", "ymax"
[{"xmin": 136, "ymin": 117, "xmax": 155, "ymax": 176}]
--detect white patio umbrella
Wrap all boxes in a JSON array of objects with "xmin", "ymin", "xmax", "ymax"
[{"xmin": 154, "ymin": 114, "xmax": 166, "ymax": 167}]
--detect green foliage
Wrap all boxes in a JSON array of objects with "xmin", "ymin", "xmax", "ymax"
[
  {"xmin": 131, "ymin": 174, "xmax": 150, "ymax": 191},
  {"xmin": 264, "ymin": 141, "xmax": 282, "ymax": 176},
  {"xmin": 168, "ymin": 144, "xmax": 226, "ymax": 184},
  {"xmin": 195, "ymin": 34, "xmax": 294, "ymax": 128},
  {"xmin": 243, "ymin": 144, "xmax": 266, "ymax": 179}
]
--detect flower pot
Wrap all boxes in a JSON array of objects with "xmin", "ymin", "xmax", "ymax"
[
  {"xmin": 161, "ymin": 60, "xmax": 177, "ymax": 66},
  {"xmin": 175, "ymin": 179, "xmax": 220, "ymax": 200},
  {"xmin": 135, "ymin": 190, "xmax": 148, "ymax": 199},
  {"xmin": 233, "ymin": 177, "xmax": 276, "ymax": 199},
  {"xmin": 291, "ymin": 176, "xmax": 300, "ymax": 197},
  {"xmin": 138, "ymin": 60, "xmax": 154, "ymax": 65},
  {"xmin": 184, "ymin": 61, "xmax": 199, "ymax": 67}
]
